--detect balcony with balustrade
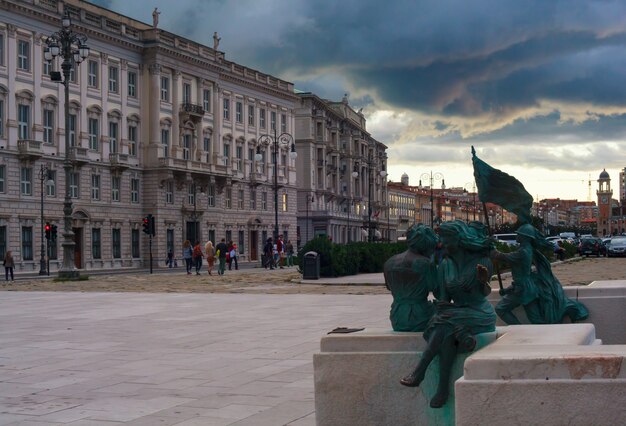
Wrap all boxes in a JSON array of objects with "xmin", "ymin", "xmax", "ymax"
[{"xmin": 17, "ymin": 139, "xmax": 43, "ymax": 161}]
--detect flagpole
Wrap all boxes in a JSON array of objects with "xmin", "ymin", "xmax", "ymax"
[{"xmin": 482, "ymin": 202, "xmax": 504, "ymax": 291}]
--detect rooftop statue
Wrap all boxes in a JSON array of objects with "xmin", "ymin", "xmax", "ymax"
[
  {"xmin": 491, "ymin": 224, "xmax": 589, "ymax": 324},
  {"xmin": 152, "ymin": 7, "xmax": 160, "ymax": 29},
  {"xmin": 383, "ymin": 224, "xmax": 437, "ymax": 332},
  {"xmin": 400, "ymin": 220, "xmax": 496, "ymax": 408}
]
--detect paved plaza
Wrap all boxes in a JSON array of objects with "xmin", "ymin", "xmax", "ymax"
[{"xmin": 0, "ymin": 291, "xmax": 391, "ymax": 425}]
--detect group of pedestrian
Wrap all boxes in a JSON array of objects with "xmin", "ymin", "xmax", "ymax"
[
  {"xmin": 263, "ymin": 235, "xmax": 294, "ymax": 270},
  {"xmin": 179, "ymin": 238, "xmax": 239, "ymax": 276}
]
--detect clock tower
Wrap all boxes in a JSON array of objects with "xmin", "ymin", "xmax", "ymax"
[{"xmin": 597, "ymin": 169, "xmax": 612, "ymax": 236}]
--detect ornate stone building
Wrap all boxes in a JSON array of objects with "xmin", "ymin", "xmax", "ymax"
[
  {"xmin": 295, "ymin": 93, "xmax": 388, "ymax": 245},
  {"xmin": 0, "ymin": 0, "xmax": 298, "ymax": 271}
]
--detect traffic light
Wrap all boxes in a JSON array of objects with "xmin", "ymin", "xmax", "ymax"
[
  {"xmin": 45, "ymin": 223, "xmax": 51, "ymax": 240},
  {"xmin": 51, "ymin": 224, "xmax": 57, "ymax": 241},
  {"xmin": 142, "ymin": 215, "xmax": 151, "ymax": 235},
  {"xmin": 149, "ymin": 214, "xmax": 156, "ymax": 236}
]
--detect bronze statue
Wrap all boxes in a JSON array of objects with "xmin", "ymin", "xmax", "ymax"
[
  {"xmin": 491, "ymin": 223, "xmax": 589, "ymax": 324},
  {"xmin": 400, "ymin": 220, "xmax": 496, "ymax": 408},
  {"xmin": 383, "ymin": 224, "xmax": 437, "ymax": 332}
]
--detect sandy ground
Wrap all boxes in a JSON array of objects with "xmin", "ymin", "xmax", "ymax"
[{"xmin": 2, "ymin": 257, "xmax": 625, "ymax": 295}]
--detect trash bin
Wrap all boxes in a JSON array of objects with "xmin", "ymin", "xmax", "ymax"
[{"xmin": 302, "ymin": 251, "xmax": 320, "ymax": 280}]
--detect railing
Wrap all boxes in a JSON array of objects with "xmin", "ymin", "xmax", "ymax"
[
  {"xmin": 180, "ymin": 103, "xmax": 205, "ymax": 115},
  {"xmin": 109, "ymin": 152, "xmax": 129, "ymax": 167},
  {"xmin": 17, "ymin": 139, "xmax": 43, "ymax": 153}
]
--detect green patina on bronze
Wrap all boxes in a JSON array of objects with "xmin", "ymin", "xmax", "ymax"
[
  {"xmin": 400, "ymin": 220, "xmax": 496, "ymax": 409},
  {"xmin": 384, "ymin": 224, "xmax": 438, "ymax": 332},
  {"xmin": 492, "ymin": 224, "xmax": 589, "ymax": 324}
]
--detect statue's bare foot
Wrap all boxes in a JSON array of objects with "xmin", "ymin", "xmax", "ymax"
[
  {"xmin": 400, "ymin": 371, "xmax": 424, "ymax": 387},
  {"xmin": 430, "ymin": 390, "xmax": 448, "ymax": 408}
]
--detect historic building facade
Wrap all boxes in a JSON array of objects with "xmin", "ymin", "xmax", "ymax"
[
  {"xmin": 0, "ymin": 0, "xmax": 298, "ymax": 271},
  {"xmin": 295, "ymin": 93, "xmax": 388, "ymax": 245}
]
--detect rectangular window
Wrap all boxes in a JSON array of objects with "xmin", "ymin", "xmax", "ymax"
[
  {"xmin": 203, "ymin": 89, "xmax": 211, "ymax": 112},
  {"xmin": 248, "ymin": 105, "xmax": 255, "ymax": 126},
  {"xmin": 183, "ymin": 134, "xmax": 191, "ymax": 160},
  {"xmin": 262, "ymin": 192, "xmax": 267, "ymax": 210},
  {"xmin": 43, "ymin": 52, "xmax": 52, "ymax": 76},
  {"xmin": 0, "ymin": 226, "xmax": 6, "ymax": 260},
  {"xmin": 238, "ymin": 189, "xmax": 244, "ymax": 209},
  {"xmin": 161, "ymin": 128, "xmax": 169, "ymax": 158},
  {"xmin": 88, "ymin": 117, "xmax": 99, "ymax": 150},
  {"xmin": 131, "ymin": 229, "xmax": 140, "ymax": 258},
  {"xmin": 207, "ymin": 184, "xmax": 215, "ymax": 207},
  {"xmin": 0, "ymin": 99, "xmax": 4, "ymax": 136},
  {"xmin": 235, "ymin": 146, "xmax": 242, "ymax": 171},
  {"xmin": 0, "ymin": 165, "xmax": 5, "ymax": 193},
  {"xmin": 0, "ymin": 34, "xmax": 4, "ymax": 67},
  {"xmin": 92, "ymin": 228, "xmax": 101, "ymax": 259},
  {"xmin": 128, "ymin": 125, "xmax": 137, "ymax": 156},
  {"xmin": 111, "ymin": 176, "xmax": 120, "ymax": 202},
  {"xmin": 70, "ymin": 172, "xmax": 79, "ymax": 198},
  {"xmin": 91, "ymin": 174, "xmax": 100, "ymax": 200},
  {"xmin": 165, "ymin": 180, "xmax": 173, "ymax": 204},
  {"xmin": 46, "ymin": 170, "xmax": 56, "ymax": 197},
  {"xmin": 18, "ymin": 104, "xmax": 30, "ymax": 139},
  {"xmin": 131, "ymin": 178, "xmax": 139, "ymax": 203},
  {"xmin": 281, "ymin": 113, "xmax": 287, "ymax": 132},
  {"xmin": 68, "ymin": 114, "xmax": 76, "ymax": 147},
  {"xmin": 271, "ymin": 111, "xmax": 277, "ymax": 131},
  {"xmin": 108, "ymin": 65, "xmax": 118, "ymax": 93},
  {"xmin": 183, "ymin": 83, "xmax": 191, "ymax": 103},
  {"xmin": 88, "ymin": 60, "xmax": 98, "ymax": 87},
  {"xmin": 160, "ymin": 76, "xmax": 169, "ymax": 101},
  {"xmin": 43, "ymin": 109, "xmax": 54, "ymax": 144},
  {"xmin": 203, "ymin": 137, "xmax": 210, "ymax": 153},
  {"xmin": 17, "ymin": 40, "xmax": 30, "ymax": 71},
  {"xmin": 187, "ymin": 184, "xmax": 195, "ymax": 206},
  {"xmin": 48, "ymin": 231, "xmax": 58, "ymax": 260},
  {"xmin": 250, "ymin": 189, "xmax": 256, "ymax": 210},
  {"xmin": 20, "ymin": 167, "xmax": 32, "ymax": 195},
  {"xmin": 223, "ymin": 97, "xmax": 230, "ymax": 120},
  {"xmin": 208, "ymin": 229, "xmax": 215, "ymax": 246},
  {"xmin": 112, "ymin": 228, "xmax": 121, "ymax": 258},
  {"xmin": 238, "ymin": 230, "xmax": 244, "ymax": 255},
  {"xmin": 282, "ymin": 193, "xmax": 288, "ymax": 212},
  {"xmin": 248, "ymin": 147, "xmax": 254, "ymax": 162},
  {"xmin": 21, "ymin": 226, "xmax": 33, "ymax": 261},
  {"xmin": 260, "ymin": 108, "xmax": 266, "ymax": 129},
  {"xmin": 223, "ymin": 144, "xmax": 230, "ymax": 166},
  {"xmin": 109, "ymin": 121, "xmax": 118, "ymax": 153},
  {"xmin": 236, "ymin": 101, "xmax": 243, "ymax": 123},
  {"xmin": 127, "ymin": 70, "xmax": 137, "ymax": 97},
  {"xmin": 167, "ymin": 229, "xmax": 174, "ymax": 254},
  {"xmin": 225, "ymin": 230, "xmax": 232, "ymax": 244},
  {"xmin": 225, "ymin": 188, "xmax": 232, "ymax": 209}
]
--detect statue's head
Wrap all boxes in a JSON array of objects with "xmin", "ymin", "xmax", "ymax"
[
  {"xmin": 406, "ymin": 224, "xmax": 437, "ymax": 255},
  {"xmin": 439, "ymin": 220, "xmax": 492, "ymax": 253}
]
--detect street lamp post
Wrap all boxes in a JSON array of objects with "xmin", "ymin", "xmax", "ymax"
[
  {"xmin": 419, "ymin": 171, "xmax": 444, "ymax": 229},
  {"xmin": 45, "ymin": 9, "xmax": 90, "ymax": 280},
  {"xmin": 38, "ymin": 165, "xmax": 53, "ymax": 275},
  {"xmin": 256, "ymin": 128, "xmax": 297, "ymax": 242}
]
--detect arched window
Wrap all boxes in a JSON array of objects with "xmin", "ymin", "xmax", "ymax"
[{"xmin": 16, "ymin": 90, "xmax": 34, "ymax": 140}]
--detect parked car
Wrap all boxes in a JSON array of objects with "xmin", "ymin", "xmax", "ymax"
[
  {"xmin": 493, "ymin": 233, "xmax": 519, "ymax": 247},
  {"xmin": 607, "ymin": 236, "xmax": 626, "ymax": 257},
  {"xmin": 578, "ymin": 237, "xmax": 607, "ymax": 257}
]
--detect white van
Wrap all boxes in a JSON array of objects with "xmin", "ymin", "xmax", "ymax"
[
  {"xmin": 493, "ymin": 233, "xmax": 519, "ymax": 247},
  {"xmin": 559, "ymin": 232, "xmax": 576, "ymax": 240}
]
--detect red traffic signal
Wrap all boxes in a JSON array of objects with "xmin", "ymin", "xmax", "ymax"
[{"xmin": 45, "ymin": 222, "xmax": 51, "ymax": 240}]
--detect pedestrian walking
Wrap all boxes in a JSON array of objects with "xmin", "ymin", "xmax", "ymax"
[
  {"xmin": 204, "ymin": 240, "xmax": 215, "ymax": 275},
  {"xmin": 277, "ymin": 235, "xmax": 285, "ymax": 269},
  {"xmin": 286, "ymin": 240, "xmax": 294, "ymax": 267},
  {"xmin": 263, "ymin": 237, "xmax": 274, "ymax": 270},
  {"xmin": 193, "ymin": 241, "xmax": 204, "ymax": 275},
  {"xmin": 3, "ymin": 250, "xmax": 14, "ymax": 282},
  {"xmin": 228, "ymin": 241, "xmax": 239, "ymax": 270},
  {"xmin": 182, "ymin": 240, "xmax": 193, "ymax": 274},
  {"xmin": 166, "ymin": 250, "xmax": 174, "ymax": 268},
  {"xmin": 216, "ymin": 238, "xmax": 229, "ymax": 275}
]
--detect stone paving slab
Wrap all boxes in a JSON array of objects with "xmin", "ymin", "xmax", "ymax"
[{"xmin": 0, "ymin": 292, "xmax": 392, "ymax": 425}]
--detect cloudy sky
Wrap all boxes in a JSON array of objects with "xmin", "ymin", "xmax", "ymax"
[{"xmin": 94, "ymin": 0, "xmax": 626, "ymax": 201}]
